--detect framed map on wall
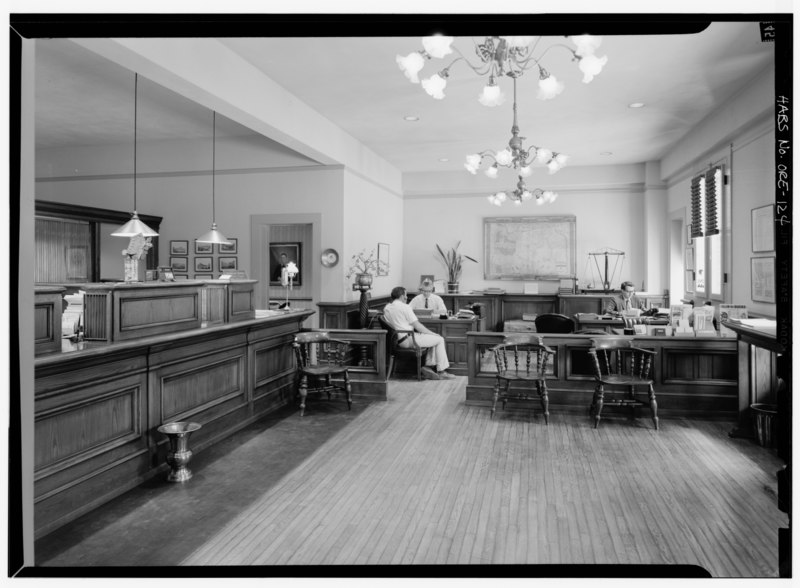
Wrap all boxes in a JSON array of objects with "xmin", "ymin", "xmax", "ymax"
[{"xmin": 484, "ymin": 216, "xmax": 576, "ymax": 280}]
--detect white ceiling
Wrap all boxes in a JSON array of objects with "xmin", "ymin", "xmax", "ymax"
[{"xmin": 34, "ymin": 20, "xmax": 775, "ymax": 175}]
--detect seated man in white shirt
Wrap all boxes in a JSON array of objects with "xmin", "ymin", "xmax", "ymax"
[
  {"xmin": 381, "ymin": 286, "xmax": 456, "ymax": 380},
  {"xmin": 408, "ymin": 279, "xmax": 447, "ymax": 314}
]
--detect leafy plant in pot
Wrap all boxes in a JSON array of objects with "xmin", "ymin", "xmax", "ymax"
[
  {"xmin": 435, "ymin": 241, "xmax": 478, "ymax": 294},
  {"xmin": 345, "ymin": 248, "xmax": 389, "ymax": 291}
]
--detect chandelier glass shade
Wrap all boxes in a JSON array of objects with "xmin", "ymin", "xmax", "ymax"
[
  {"xmin": 112, "ymin": 73, "xmax": 159, "ymax": 238},
  {"xmin": 196, "ymin": 111, "xmax": 231, "ymax": 245},
  {"xmin": 397, "ymin": 34, "xmax": 607, "ymax": 104}
]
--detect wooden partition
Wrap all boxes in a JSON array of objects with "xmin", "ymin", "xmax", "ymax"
[
  {"xmin": 33, "ymin": 311, "xmax": 391, "ymax": 538},
  {"xmin": 466, "ymin": 331, "xmax": 739, "ymax": 418},
  {"xmin": 34, "ymin": 286, "xmax": 65, "ymax": 355}
]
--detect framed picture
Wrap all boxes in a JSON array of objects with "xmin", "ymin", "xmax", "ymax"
[
  {"xmin": 195, "ymin": 241, "xmax": 213, "ymax": 254},
  {"xmin": 484, "ymin": 216, "xmax": 576, "ymax": 279},
  {"xmin": 170, "ymin": 240, "xmax": 189, "ymax": 255},
  {"xmin": 219, "ymin": 257, "xmax": 238, "ymax": 272},
  {"xmin": 419, "ymin": 274, "xmax": 434, "ymax": 289},
  {"xmin": 751, "ymin": 256, "xmax": 775, "ymax": 303},
  {"xmin": 169, "ymin": 257, "xmax": 188, "ymax": 272},
  {"xmin": 269, "ymin": 242, "xmax": 301, "ymax": 286},
  {"xmin": 218, "ymin": 238, "xmax": 238, "ymax": 254},
  {"xmin": 377, "ymin": 242, "xmax": 389, "ymax": 276},
  {"xmin": 174, "ymin": 274, "xmax": 188, "ymax": 280},
  {"xmin": 194, "ymin": 257, "xmax": 213, "ymax": 272},
  {"xmin": 158, "ymin": 266, "xmax": 175, "ymax": 282},
  {"xmin": 751, "ymin": 204, "xmax": 775, "ymax": 252},
  {"xmin": 194, "ymin": 274, "xmax": 213, "ymax": 280}
]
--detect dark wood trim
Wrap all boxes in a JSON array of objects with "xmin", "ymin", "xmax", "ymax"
[{"xmin": 35, "ymin": 199, "xmax": 162, "ymax": 269}]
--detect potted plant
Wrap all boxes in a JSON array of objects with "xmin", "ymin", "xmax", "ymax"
[
  {"xmin": 435, "ymin": 241, "xmax": 477, "ymax": 293},
  {"xmin": 345, "ymin": 248, "xmax": 389, "ymax": 291}
]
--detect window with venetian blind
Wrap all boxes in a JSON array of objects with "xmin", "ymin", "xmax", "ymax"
[{"xmin": 688, "ymin": 166, "xmax": 724, "ymax": 298}]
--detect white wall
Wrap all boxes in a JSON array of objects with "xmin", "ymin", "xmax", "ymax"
[
  {"xmin": 342, "ymin": 170, "xmax": 404, "ymax": 300},
  {"xmin": 403, "ymin": 185, "xmax": 646, "ymax": 294},
  {"xmin": 662, "ymin": 65, "xmax": 776, "ymax": 316}
]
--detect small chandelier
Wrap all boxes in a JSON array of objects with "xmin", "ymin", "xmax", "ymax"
[
  {"xmin": 488, "ymin": 176, "xmax": 558, "ymax": 207},
  {"xmin": 397, "ymin": 34, "xmax": 607, "ymax": 105},
  {"xmin": 465, "ymin": 75, "xmax": 562, "ymax": 205}
]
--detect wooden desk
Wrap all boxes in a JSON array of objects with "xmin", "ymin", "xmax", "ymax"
[{"xmin": 418, "ymin": 316, "xmax": 478, "ymax": 375}]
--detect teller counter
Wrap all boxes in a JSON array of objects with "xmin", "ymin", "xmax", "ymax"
[
  {"xmin": 466, "ymin": 331, "xmax": 739, "ymax": 419},
  {"xmin": 33, "ymin": 310, "xmax": 389, "ymax": 538}
]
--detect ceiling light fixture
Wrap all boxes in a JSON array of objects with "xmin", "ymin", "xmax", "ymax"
[
  {"xmin": 403, "ymin": 115, "xmax": 420, "ymax": 121},
  {"xmin": 397, "ymin": 34, "xmax": 607, "ymax": 105},
  {"xmin": 463, "ymin": 75, "xmax": 563, "ymax": 206},
  {"xmin": 628, "ymin": 102, "xmax": 645, "ymax": 108},
  {"xmin": 112, "ymin": 73, "xmax": 159, "ymax": 238},
  {"xmin": 196, "ymin": 111, "xmax": 231, "ymax": 245}
]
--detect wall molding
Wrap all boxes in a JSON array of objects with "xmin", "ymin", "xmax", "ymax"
[{"xmin": 403, "ymin": 182, "xmax": 646, "ymax": 199}]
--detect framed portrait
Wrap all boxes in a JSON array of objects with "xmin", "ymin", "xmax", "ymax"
[
  {"xmin": 377, "ymin": 242, "xmax": 389, "ymax": 276},
  {"xmin": 218, "ymin": 238, "xmax": 238, "ymax": 254},
  {"xmin": 751, "ymin": 204, "xmax": 774, "ymax": 252},
  {"xmin": 195, "ymin": 241, "xmax": 213, "ymax": 254},
  {"xmin": 751, "ymin": 256, "xmax": 775, "ymax": 303},
  {"xmin": 419, "ymin": 274, "xmax": 434, "ymax": 289},
  {"xmin": 194, "ymin": 274, "xmax": 213, "ymax": 280},
  {"xmin": 169, "ymin": 257, "xmax": 188, "ymax": 272},
  {"xmin": 269, "ymin": 242, "xmax": 301, "ymax": 286},
  {"xmin": 194, "ymin": 257, "xmax": 213, "ymax": 273},
  {"xmin": 170, "ymin": 240, "xmax": 189, "ymax": 255},
  {"xmin": 219, "ymin": 257, "xmax": 238, "ymax": 272}
]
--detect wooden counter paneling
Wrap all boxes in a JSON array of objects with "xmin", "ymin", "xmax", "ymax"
[
  {"xmin": 466, "ymin": 331, "xmax": 738, "ymax": 418},
  {"xmin": 33, "ymin": 310, "xmax": 316, "ymax": 538}
]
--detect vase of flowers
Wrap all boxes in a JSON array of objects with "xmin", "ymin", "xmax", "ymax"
[
  {"xmin": 345, "ymin": 249, "xmax": 388, "ymax": 291},
  {"xmin": 435, "ymin": 241, "xmax": 477, "ymax": 294},
  {"xmin": 121, "ymin": 234, "xmax": 153, "ymax": 283}
]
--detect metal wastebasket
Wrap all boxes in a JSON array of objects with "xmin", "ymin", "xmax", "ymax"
[{"xmin": 750, "ymin": 403, "xmax": 777, "ymax": 448}]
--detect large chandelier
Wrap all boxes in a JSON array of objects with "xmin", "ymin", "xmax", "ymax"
[
  {"xmin": 397, "ymin": 34, "xmax": 607, "ymax": 105},
  {"xmin": 467, "ymin": 74, "xmax": 563, "ymax": 206}
]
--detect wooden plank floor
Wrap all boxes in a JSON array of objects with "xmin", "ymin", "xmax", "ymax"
[
  {"xmin": 167, "ymin": 377, "xmax": 784, "ymax": 576},
  {"xmin": 36, "ymin": 376, "xmax": 785, "ymax": 576}
]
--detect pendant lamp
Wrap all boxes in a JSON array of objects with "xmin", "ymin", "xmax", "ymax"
[
  {"xmin": 195, "ymin": 111, "xmax": 231, "ymax": 245},
  {"xmin": 112, "ymin": 73, "xmax": 159, "ymax": 238}
]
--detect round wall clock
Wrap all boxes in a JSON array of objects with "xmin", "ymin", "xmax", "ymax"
[{"xmin": 320, "ymin": 248, "xmax": 339, "ymax": 268}]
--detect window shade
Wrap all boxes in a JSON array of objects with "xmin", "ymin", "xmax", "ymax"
[
  {"xmin": 690, "ymin": 175, "xmax": 704, "ymax": 238},
  {"xmin": 704, "ymin": 167, "xmax": 721, "ymax": 236},
  {"xmin": 689, "ymin": 166, "xmax": 723, "ymax": 238}
]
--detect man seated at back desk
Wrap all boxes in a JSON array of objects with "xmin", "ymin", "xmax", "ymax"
[
  {"xmin": 382, "ymin": 286, "xmax": 456, "ymax": 380},
  {"xmin": 603, "ymin": 280, "xmax": 647, "ymax": 315},
  {"xmin": 408, "ymin": 279, "xmax": 447, "ymax": 314}
]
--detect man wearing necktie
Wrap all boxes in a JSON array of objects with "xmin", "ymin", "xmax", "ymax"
[
  {"xmin": 603, "ymin": 280, "xmax": 647, "ymax": 315},
  {"xmin": 408, "ymin": 279, "xmax": 447, "ymax": 314}
]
